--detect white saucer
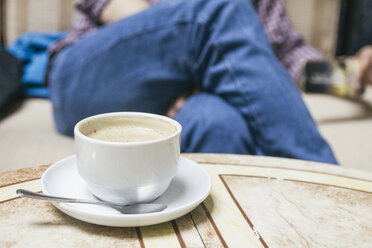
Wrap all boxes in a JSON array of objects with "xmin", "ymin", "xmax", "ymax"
[{"xmin": 41, "ymin": 156, "xmax": 212, "ymax": 227}]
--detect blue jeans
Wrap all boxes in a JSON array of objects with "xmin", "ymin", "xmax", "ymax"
[{"xmin": 49, "ymin": 0, "xmax": 337, "ymax": 164}]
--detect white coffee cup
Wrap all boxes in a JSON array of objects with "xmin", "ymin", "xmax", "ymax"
[{"xmin": 74, "ymin": 112, "xmax": 182, "ymax": 205}]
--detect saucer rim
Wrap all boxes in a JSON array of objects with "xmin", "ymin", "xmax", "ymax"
[{"xmin": 40, "ymin": 155, "xmax": 212, "ymax": 225}]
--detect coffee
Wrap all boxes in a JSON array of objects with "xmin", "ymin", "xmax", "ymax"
[
  {"xmin": 75, "ymin": 112, "xmax": 182, "ymax": 205},
  {"xmin": 80, "ymin": 116, "xmax": 177, "ymax": 142}
]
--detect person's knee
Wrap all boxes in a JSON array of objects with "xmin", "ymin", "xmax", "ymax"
[
  {"xmin": 195, "ymin": 99, "xmax": 244, "ymax": 134},
  {"xmin": 175, "ymin": 93, "xmax": 254, "ymax": 154},
  {"xmin": 49, "ymin": 83, "xmax": 73, "ymax": 136},
  {"xmin": 52, "ymin": 107, "xmax": 74, "ymax": 136}
]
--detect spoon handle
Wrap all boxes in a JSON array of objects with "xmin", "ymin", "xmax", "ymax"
[{"xmin": 16, "ymin": 189, "xmax": 109, "ymax": 206}]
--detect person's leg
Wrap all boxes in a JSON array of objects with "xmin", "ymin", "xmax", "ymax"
[
  {"xmin": 184, "ymin": 0, "xmax": 337, "ymax": 163},
  {"xmin": 174, "ymin": 92, "xmax": 262, "ymax": 154},
  {"xmin": 49, "ymin": 1, "xmax": 199, "ymax": 135},
  {"xmin": 49, "ymin": 0, "xmax": 337, "ymax": 163}
]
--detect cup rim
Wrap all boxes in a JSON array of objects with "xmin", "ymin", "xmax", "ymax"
[{"xmin": 74, "ymin": 112, "xmax": 182, "ymax": 146}]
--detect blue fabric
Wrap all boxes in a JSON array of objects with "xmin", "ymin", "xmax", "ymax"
[
  {"xmin": 8, "ymin": 32, "xmax": 66, "ymax": 98},
  {"xmin": 175, "ymin": 92, "xmax": 264, "ymax": 155},
  {"xmin": 49, "ymin": 0, "xmax": 337, "ymax": 164}
]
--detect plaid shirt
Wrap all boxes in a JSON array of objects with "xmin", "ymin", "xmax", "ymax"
[{"xmin": 49, "ymin": 0, "xmax": 323, "ymax": 80}]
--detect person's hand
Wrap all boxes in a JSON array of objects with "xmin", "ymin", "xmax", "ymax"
[
  {"xmin": 356, "ymin": 45, "xmax": 372, "ymax": 90},
  {"xmin": 100, "ymin": 0, "xmax": 149, "ymax": 24},
  {"xmin": 166, "ymin": 88, "xmax": 201, "ymax": 118},
  {"xmin": 166, "ymin": 95, "xmax": 188, "ymax": 118}
]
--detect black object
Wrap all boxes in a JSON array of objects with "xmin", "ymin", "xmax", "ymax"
[
  {"xmin": 336, "ymin": 0, "xmax": 372, "ymax": 56},
  {"xmin": 0, "ymin": 0, "xmax": 23, "ymax": 118},
  {"xmin": 303, "ymin": 61, "xmax": 332, "ymax": 93},
  {"xmin": 0, "ymin": 48, "xmax": 23, "ymax": 115}
]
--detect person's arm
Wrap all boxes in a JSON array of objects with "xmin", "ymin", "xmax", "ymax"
[
  {"xmin": 357, "ymin": 45, "xmax": 372, "ymax": 89},
  {"xmin": 48, "ymin": 0, "xmax": 109, "ymax": 54},
  {"xmin": 100, "ymin": 0, "xmax": 150, "ymax": 24},
  {"xmin": 75, "ymin": 0, "xmax": 111, "ymax": 25},
  {"xmin": 48, "ymin": 0, "xmax": 153, "ymax": 54},
  {"xmin": 253, "ymin": 0, "xmax": 324, "ymax": 82}
]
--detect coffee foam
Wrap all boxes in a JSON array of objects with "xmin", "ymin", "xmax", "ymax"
[{"xmin": 80, "ymin": 116, "xmax": 177, "ymax": 143}]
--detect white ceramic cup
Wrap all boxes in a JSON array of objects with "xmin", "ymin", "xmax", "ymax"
[{"xmin": 74, "ymin": 112, "xmax": 182, "ymax": 205}]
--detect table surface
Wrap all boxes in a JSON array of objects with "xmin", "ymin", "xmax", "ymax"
[{"xmin": 1, "ymin": 154, "xmax": 372, "ymax": 248}]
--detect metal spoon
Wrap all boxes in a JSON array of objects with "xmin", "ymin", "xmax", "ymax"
[{"xmin": 16, "ymin": 189, "xmax": 167, "ymax": 214}]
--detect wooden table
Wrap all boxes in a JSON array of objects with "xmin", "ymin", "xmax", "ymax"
[{"xmin": 1, "ymin": 154, "xmax": 372, "ymax": 248}]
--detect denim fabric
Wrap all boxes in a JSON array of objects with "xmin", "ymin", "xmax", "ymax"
[
  {"xmin": 49, "ymin": 0, "xmax": 337, "ymax": 164},
  {"xmin": 175, "ymin": 92, "xmax": 263, "ymax": 155}
]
